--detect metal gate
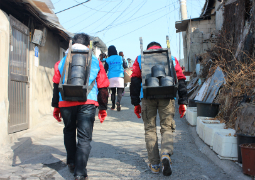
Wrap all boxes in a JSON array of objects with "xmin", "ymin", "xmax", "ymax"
[{"xmin": 8, "ymin": 15, "xmax": 29, "ymax": 134}]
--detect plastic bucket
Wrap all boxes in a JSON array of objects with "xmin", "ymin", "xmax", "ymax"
[
  {"xmin": 240, "ymin": 143, "xmax": 255, "ymax": 176},
  {"xmin": 159, "ymin": 76, "xmax": 173, "ymax": 86},
  {"xmin": 188, "ymin": 99, "xmax": 198, "ymax": 107},
  {"xmin": 196, "ymin": 101, "xmax": 220, "ymax": 117},
  {"xmin": 237, "ymin": 134, "xmax": 255, "ymax": 163},
  {"xmin": 145, "ymin": 77, "xmax": 159, "ymax": 87},
  {"xmin": 151, "ymin": 65, "xmax": 166, "ymax": 78}
]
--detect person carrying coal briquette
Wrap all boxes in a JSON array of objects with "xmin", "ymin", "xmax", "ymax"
[
  {"xmin": 51, "ymin": 33, "xmax": 109, "ymax": 180},
  {"xmin": 130, "ymin": 41, "xmax": 188, "ymax": 176}
]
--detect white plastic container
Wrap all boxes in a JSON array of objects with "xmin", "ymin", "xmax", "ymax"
[
  {"xmin": 196, "ymin": 117, "xmax": 218, "ymax": 139},
  {"xmin": 186, "ymin": 107, "xmax": 197, "ymax": 126},
  {"xmin": 212, "ymin": 129, "xmax": 237, "ymax": 160},
  {"xmin": 204, "ymin": 126, "xmax": 231, "ymax": 147},
  {"xmin": 202, "ymin": 121, "xmax": 225, "ymax": 142}
]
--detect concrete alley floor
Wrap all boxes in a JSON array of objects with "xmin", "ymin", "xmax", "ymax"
[{"xmin": 0, "ymin": 90, "xmax": 252, "ymax": 180}]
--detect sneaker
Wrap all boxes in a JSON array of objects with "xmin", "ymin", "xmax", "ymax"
[
  {"xmin": 116, "ymin": 102, "xmax": 121, "ymax": 111},
  {"xmin": 68, "ymin": 163, "xmax": 75, "ymax": 173},
  {"xmin": 148, "ymin": 163, "xmax": 160, "ymax": 174},
  {"xmin": 161, "ymin": 153, "xmax": 172, "ymax": 176}
]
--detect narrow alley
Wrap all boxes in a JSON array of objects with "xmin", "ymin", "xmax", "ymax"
[{"xmin": 0, "ymin": 89, "xmax": 249, "ymax": 180}]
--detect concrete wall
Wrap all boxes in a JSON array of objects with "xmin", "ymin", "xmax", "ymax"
[
  {"xmin": 185, "ymin": 16, "xmax": 216, "ymax": 72},
  {"xmin": 215, "ymin": 1, "xmax": 224, "ymax": 31},
  {"xmin": 0, "ymin": 10, "xmax": 10, "ymax": 147},
  {"xmin": 0, "ymin": 8, "xmax": 67, "ymax": 146},
  {"xmin": 29, "ymin": 29, "xmax": 61, "ymax": 127}
]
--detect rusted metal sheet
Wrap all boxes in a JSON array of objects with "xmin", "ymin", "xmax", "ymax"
[
  {"xmin": 33, "ymin": 1, "xmax": 52, "ymax": 14},
  {"xmin": 204, "ymin": 67, "xmax": 225, "ymax": 103},
  {"xmin": 8, "ymin": 16, "xmax": 29, "ymax": 134},
  {"xmin": 194, "ymin": 77, "xmax": 212, "ymax": 101}
]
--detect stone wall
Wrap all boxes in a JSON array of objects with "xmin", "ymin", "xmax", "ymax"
[
  {"xmin": 185, "ymin": 16, "xmax": 216, "ymax": 72},
  {"xmin": 29, "ymin": 29, "xmax": 62, "ymax": 127}
]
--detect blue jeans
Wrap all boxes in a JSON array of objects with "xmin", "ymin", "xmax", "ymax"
[{"xmin": 60, "ymin": 104, "xmax": 96, "ymax": 177}]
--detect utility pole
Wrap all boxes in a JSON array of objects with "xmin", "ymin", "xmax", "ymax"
[
  {"xmin": 179, "ymin": 0, "xmax": 188, "ymax": 71},
  {"xmin": 179, "ymin": 0, "xmax": 188, "ymax": 20}
]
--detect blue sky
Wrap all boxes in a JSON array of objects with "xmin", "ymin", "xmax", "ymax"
[{"xmin": 53, "ymin": 0, "xmax": 205, "ymax": 60}]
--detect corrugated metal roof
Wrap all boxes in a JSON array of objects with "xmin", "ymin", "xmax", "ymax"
[
  {"xmin": 22, "ymin": 0, "xmax": 74, "ymax": 40},
  {"xmin": 20, "ymin": 0, "xmax": 106, "ymax": 51}
]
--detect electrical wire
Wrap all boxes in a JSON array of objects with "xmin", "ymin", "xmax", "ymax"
[
  {"xmin": 55, "ymin": 0, "xmax": 91, "ymax": 14},
  {"xmin": 92, "ymin": 0, "xmax": 179, "ymax": 34},
  {"xmin": 66, "ymin": 1, "xmax": 113, "ymax": 30},
  {"xmin": 53, "ymin": 0, "xmax": 62, "ymax": 4},
  {"xmin": 106, "ymin": 8, "xmax": 179, "ymax": 44},
  {"xmin": 75, "ymin": 0, "xmax": 124, "ymax": 32},
  {"xmin": 186, "ymin": 1, "xmax": 203, "ymax": 17},
  {"xmin": 113, "ymin": 0, "xmax": 147, "ymax": 25},
  {"xmin": 95, "ymin": 0, "xmax": 134, "ymax": 33},
  {"xmin": 99, "ymin": 0, "xmax": 147, "ymax": 35},
  {"xmin": 62, "ymin": 1, "xmax": 109, "ymax": 25},
  {"xmin": 72, "ymin": 0, "xmax": 121, "ymax": 13}
]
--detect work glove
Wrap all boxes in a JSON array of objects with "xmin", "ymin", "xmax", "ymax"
[
  {"xmin": 134, "ymin": 105, "xmax": 141, "ymax": 118},
  {"xmin": 53, "ymin": 107, "xmax": 62, "ymax": 122},
  {"xmin": 98, "ymin": 110, "xmax": 107, "ymax": 123},
  {"xmin": 179, "ymin": 104, "xmax": 187, "ymax": 118}
]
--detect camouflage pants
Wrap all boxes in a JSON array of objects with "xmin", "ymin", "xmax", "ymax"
[{"xmin": 141, "ymin": 98, "xmax": 175, "ymax": 165}]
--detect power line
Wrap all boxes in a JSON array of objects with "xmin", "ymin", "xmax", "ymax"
[
  {"xmin": 93, "ymin": 0, "xmax": 179, "ymax": 34},
  {"xmin": 62, "ymin": 1, "xmax": 109, "ymax": 25},
  {"xmin": 88, "ymin": 0, "xmax": 146, "ymax": 34},
  {"xmin": 75, "ymin": 0, "xmax": 124, "ymax": 32},
  {"xmin": 113, "ymin": 0, "xmax": 147, "ymax": 25},
  {"xmin": 106, "ymin": 8, "xmax": 179, "ymax": 44},
  {"xmin": 66, "ymin": 1, "xmax": 112, "ymax": 30},
  {"xmin": 96, "ymin": 0, "xmax": 134, "ymax": 33},
  {"xmin": 55, "ymin": 0, "xmax": 91, "ymax": 14},
  {"xmin": 72, "ymin": 0, "xmax": 121, "ymax": 13},
  {"xmin": 53, "ymin": 0, "xmax": 62, "ymax": 4}
]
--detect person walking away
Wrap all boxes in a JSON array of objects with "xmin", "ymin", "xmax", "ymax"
[
  {"xmin": 99, "ymin": 53, "xmax": 107, "ymax": 66},
  {"xmin": 119, "ymin": 51, "xmax": 128, "ymax": 95},
  {"xmin": 119, "ymin": 51, "xmax": 128, "ymax": 66},
  {"xmin": 130, "ymin": 41, "xmax": 187, "ymax": 176},
  {"xmin": 105, "ymin": 46, "xmax": 128, "ymax": 111},
  {"xmin": 51, "ymin": 33, "xmax": 109, "ymax": 180},
  {"xmin": 127, "ymin": 58, "xmax": 134, "ymax": 68}
]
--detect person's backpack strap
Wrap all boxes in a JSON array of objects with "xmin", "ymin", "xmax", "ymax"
[{"xmin": 87, "ymin": 79, "xmax": 96, "ymax": 94}]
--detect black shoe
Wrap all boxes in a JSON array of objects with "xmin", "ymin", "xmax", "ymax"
[
  {"xmin": 68, "ymin": 163, "xmax": 75, "ymax": 173},
  {"xmin": 111, "ymin": 103, "xmax": 115, "ymax": 110},
  {"xmin": 161, "ymin": 153, "xmax": 172, "ymax": 176},
  {"xmin": 74, "ymin": 176, "xmax": 87, "ymax": 180},
  {"xmin": 116, "ymin": 102, "xmax": 121, "ymax": 111}
]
